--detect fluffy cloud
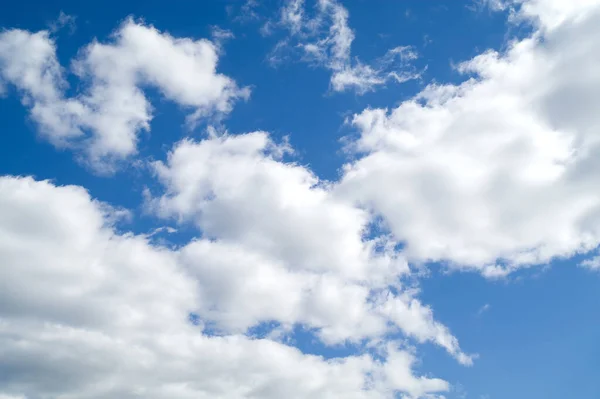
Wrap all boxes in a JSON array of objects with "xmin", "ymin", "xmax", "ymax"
[
  {"xmin": 7, "ymin": 0, "xmax": 599, "ymax": 397},
  {"xmin": 339, "ymin": 0, "xmax": 600, "ymax": 276},
  {"xmin": 0, "ymin": 175, "xmax": 450, "ymax": 399},
  {"xmin": 150, "ymin": 131, "xmax": 402, "ymax": 281},
  {"xmin": 512, "ymin": 0, "xmax": 600, "ymax": 29},
  {"xmin": 376, "ymin": 293, "xmax": 474, "ymax": 366},
  {"xmin": 148, "ymin": 131, "xmax": 472, "ymax": 363},
  {"xmin": 0, "ymin": 19, "xmax": 248, "ymax": 172},
  {"xmin": 179, "ymin": 239, "xmax": 388, "ymax": 344},
  {"xmin": 380, "ymin": 348, "xmax": 450, "ymax": 398},
  {"xmin": 269, "ymin": 0, "xmax": 420, "ymax": 94}
]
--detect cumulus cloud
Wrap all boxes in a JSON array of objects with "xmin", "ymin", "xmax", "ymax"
[
  {"xmin": 380, "ymin": 347, "xmax": 450, "ymax": 398},
  {"xmin": 7, "ymin": 0, "xmax": 600, "ymax": 396},
  {"xmin": 0, "ymin": 19, "xmax": 248, "ymax": 172},
  {"xmin": 0, "ymin": 175, "xmax": 450, "ymax": 399},
  {"xmin": 510, "ymin": 0, "xmax": 600, "ymax": 29},
  {"xmin": 150, "ymin": 131, "xmax": 403, "ymax": 281},
  {"xmin": 377, "ymin": 293, "xmax": 474, "ymax": 366},
  {"xmin": 147, "ymin": 130, "xmax": 472, "ymax": 363},
  {"xmin": 269, "ymin": 0, "xmax": 421, "ymax": 94},
  {"xmin": 339, "ymin": 0, "xmax": 600, "ymax": 276}
]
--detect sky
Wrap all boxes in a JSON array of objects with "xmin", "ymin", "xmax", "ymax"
[{"xmin": 0, "ymin": 0, "xmax": 599, "ymax": 398}]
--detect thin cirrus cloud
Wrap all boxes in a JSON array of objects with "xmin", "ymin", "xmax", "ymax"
[
  {"xmin": 0, "ymin": 18, "xmax": 249, "ymax": 173},
  {"xmin": 266, "ymin": 0, "xmax": 421, "ymax": 94}
]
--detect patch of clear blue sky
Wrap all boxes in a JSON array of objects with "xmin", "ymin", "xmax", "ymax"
[
  {"xmin": 420, "ymin": 257, "xmax": 600, "ymax": 399},
  {"xmin": 1, "ymin": 2, "xmax": 598, "ymax": 399}
]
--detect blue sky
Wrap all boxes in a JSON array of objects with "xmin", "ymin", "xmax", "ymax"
[{"xmin": 1, "ymin": 1, "xmax": 600, "ymax": 398}]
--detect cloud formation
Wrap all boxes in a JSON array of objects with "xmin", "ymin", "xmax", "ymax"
[
  {"xmin": 0, "ymin": 175, "xmax": 451, "ymax": 399},
  {"xmin": 269, "ymin": 0, "xmax": 421, "ymax": 94},
  {"xmin": 149, "ymin": 131, "xmax": 472, "ymax": 363},
  {"xmin": 0, "ymin": 19, "xmax": 248, "ymax": 172},
  {"xmin": 4, "ymin": 0, "xmax": 599, "ymax": 397},
  {"xmin": 339, "ymin": 0, "xmax": 600, "ymax": 276}
]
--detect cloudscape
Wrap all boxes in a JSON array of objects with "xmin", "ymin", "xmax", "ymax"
[{"xmin": 1, "ymin": 1, "xmax": 599, "ymax": 398}]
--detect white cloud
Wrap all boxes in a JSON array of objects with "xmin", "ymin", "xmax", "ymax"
[
  {"xmin": 232, "ymin": 0, "xmax": 262, "ymax": 23},
  {"xmin": 477, "ymin": 304, "xmax": 491, "ymax": 316},
  {"xmin": 376, "ymin": 292, "xmax": 474, "ymax": 366},
  {"xmin": 7, "ymin": 0, "xmax": 600, "ymax": 396},
  {"xmin": 339, "ymin": 0, "xmax": 600, "ymax": 275},
  {"xmin": 210, "ymin": 26, "xmax": 235, "ymax": 49},
  {"xmin": 48, "ymin": 11, "xmax": 77, "ymax": 34},
  {"xmin": 179, "ymin": 239, "xmax": 387, "ymax": 344},
  {"xmin": 150, "ymin": 131, "xmax": 401, "ymax": 281},
  {"xmin": 0, "ymin": 175, "xmax": 450, "ymax": 399},
  {"xmin": 270, "ymin": 0, "xmax": 421, "ymax": 94},
  {"xmin": 147, "ymin": 130, "xmax": 472, "ymax": 362},
  {"xmin": 580, "ymin": 256, "xmax": 600, "ymax": 271},
  {"xmin": 379, "ymin": 347, "xmax": 450, "ymax": 399},
  {"xmin": 0, "ymin": 19, "xmax": 248, "ymax": 172},
  {"xmin": 280, "ymin": 0, "xmax": 306, "ymax": 34},
  {"xmin": 511, "ymin": 0, "xmax": 600, "ymax": 30}
]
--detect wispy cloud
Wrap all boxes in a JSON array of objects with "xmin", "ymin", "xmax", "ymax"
[
  {"xmin": 477, "ymin": 304, "xmax": 491, "ymax": 316},
  {"xmin": 268, "ymin": 0, "xmax": 422, "ymax": 94}
]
